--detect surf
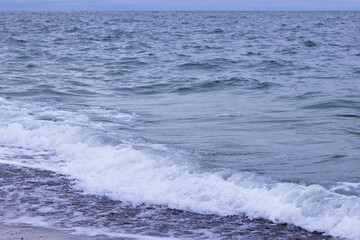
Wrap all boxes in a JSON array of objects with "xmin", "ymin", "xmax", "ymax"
[{"xmin": 1, "ymin": 97, "xmax": 360, "ymax": 239}]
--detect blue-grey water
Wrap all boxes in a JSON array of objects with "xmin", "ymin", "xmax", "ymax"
[{"xmin": 0, "ymin": 11, "xmax": 360, "ymax": 239}]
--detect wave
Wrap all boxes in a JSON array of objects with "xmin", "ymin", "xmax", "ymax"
[
  {"xmin": 173, "ymin": 77, "xmax": 278, "ymax": 93},
  {"xmin": 304, "ymin": 40, "xmax": 317, "ymax": 47},
  {"xmin": 211, "ymin": 28, "xmax": 224, "ymax": 34},
  {"xmin": 303, "ymin": 99, "xmax": 360, "ymax": 110},
  {"xmin": 1, "ymin": 97, "xmax": 360, "ymax": 240},
  {"xmin": 178, "ymin": 58, "xmax": 239, "ymax": 70},
  {"xmin": 261, "ymin": 59, "xmax": 295, "ymax": 68},
  {"xmin": 109, "ymin": 77, "xmax": 277, "ymax": 95}
]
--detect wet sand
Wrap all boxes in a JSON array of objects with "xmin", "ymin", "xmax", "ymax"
[{"xmin": 0, "ymin": 225, "xmax": 131, "ymax": 240}]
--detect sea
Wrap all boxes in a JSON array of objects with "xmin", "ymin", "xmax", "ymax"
[{"xmin": 0, "ymin": 11, "xmax": 360, "ymax": 240}]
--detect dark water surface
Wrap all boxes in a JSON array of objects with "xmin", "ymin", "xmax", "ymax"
[{"xmin": 0, "ymin": 11, "xmax": 360, "ymax": 239}]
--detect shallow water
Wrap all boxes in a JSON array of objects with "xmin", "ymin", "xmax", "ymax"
[{"xmin": 0, "ymin": 11, "xmax": 360, "ymax": 239}]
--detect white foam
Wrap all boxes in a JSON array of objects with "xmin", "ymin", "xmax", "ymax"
[
  {"xmin": 71, "ymin": 226, "xmax": 178, "ymax": 240},
  {"xmin": 1, "ymin": 97, "xmax": 360, "ymax": 240},
  {"xmin": 5, "ymin": 216, "xmax": 51, "ymax": 228},
  {"xmin": 330, "ymin": 182, "xmax": 360, "ymax": 192}
]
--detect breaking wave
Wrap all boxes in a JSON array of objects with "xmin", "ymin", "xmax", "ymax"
[{"xmin": 1, "ymin": 97, "xmax": 360, "ymax": 239}]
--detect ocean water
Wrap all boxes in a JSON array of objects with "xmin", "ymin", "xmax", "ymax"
[{"xmin": 0, "ymin": 11, "xmax": 360, "ymax": 239}]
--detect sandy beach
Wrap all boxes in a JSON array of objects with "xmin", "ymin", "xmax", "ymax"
[{"xmin": 0, "ymin": 225, "xmax": 131, "ymax": 240}]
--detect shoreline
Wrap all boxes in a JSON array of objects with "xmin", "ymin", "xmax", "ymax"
[{"xmin": 0, "ymin": 224, "xmax": 132, "ymax": 240}]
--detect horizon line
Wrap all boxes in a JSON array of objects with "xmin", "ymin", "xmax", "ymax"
[{"xmin": 1, "ymin": 9, "xmax": 360, "ymax": 12}]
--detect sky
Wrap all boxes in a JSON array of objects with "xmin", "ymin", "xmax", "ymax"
[{"xmin": 0, "ymin": 0, "xmax": 359, "ymax": 11}]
